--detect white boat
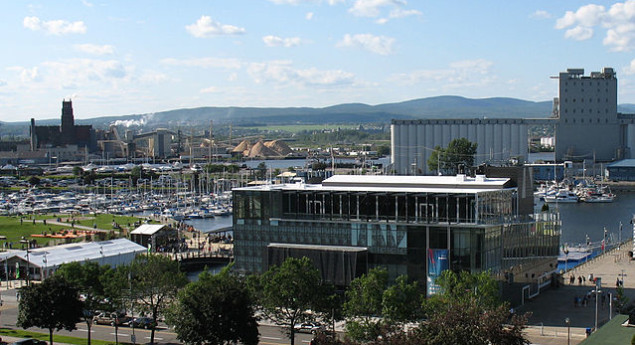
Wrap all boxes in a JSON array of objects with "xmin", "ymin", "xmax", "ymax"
[
  {"xmin": 544, "ymin": 190, "xmax": 579, "ymax": 203},
  {"xmin": 582, "ymin": 193, "xmax": 615, "ymax": 203}
]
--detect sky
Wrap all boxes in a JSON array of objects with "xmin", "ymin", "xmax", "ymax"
[{"xmin": 2, "ymin": 0, "xmax": 635, "ymax": 122}]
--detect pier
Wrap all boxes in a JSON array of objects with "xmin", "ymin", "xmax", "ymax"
[{"xmin": 519, "ymin": 239, "xmax": 634, "ymax": 344}]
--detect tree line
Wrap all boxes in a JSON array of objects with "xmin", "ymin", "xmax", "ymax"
[{"xmin": 17, "ymin": 255, "xmax": 530, "ymax": 345}]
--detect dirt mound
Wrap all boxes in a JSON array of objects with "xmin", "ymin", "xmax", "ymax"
[
  {"xmin": 232, "ymin": 139, "xmax": 251, "ymax": 153},
  {"xmin": 246, "ymin": 140, "xmax": 280, "ymax": 158},
  {"xmin": 264, "ymin": 139, "xmax": 293, "ymax": 156}
]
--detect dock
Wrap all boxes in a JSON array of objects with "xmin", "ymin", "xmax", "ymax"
[{"xmin": 519, "ymin": 240, "xmax": 634, "ymax": 345}]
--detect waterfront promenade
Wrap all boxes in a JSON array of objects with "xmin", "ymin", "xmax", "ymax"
[{"xmin": 520, "ymin": 240, "xmax": 634, "ymax": 345}]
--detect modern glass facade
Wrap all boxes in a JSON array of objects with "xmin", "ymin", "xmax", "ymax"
[{"xmin": 233, "ymin": 176, "xmax": 560, "ymax": 287}]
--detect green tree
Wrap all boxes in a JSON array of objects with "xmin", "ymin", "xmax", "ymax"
[
  {"xmin": 427, "ymin": 138, "xmax": 478, "ymax": 175},
  {"xmin": 343, "ymin": 268, "xmax": 388, "ymax": 342},
  {"xmin": 382, "ymin": 275, "xmax": 422, "ymax": 325},
  {"xmin": 17, "ymin": 276, "xmax": 84, "ymax": 345},
  {"xmin": 55, "ymin": 262, "xmax": 113, "ymax": 345},
  {"xmin": 167, "ymin": 265, "xmax": 259, "ymax": 345},
  {"xmin": 28, "ymin": 176, "xmax": 40, "ymax": 186},
  {"xmin": 255, "ymin": 162, "xmax": 267, "ymax": 180},
  {"xmin": 129, "ymin": 254, "xmax": 188, "ymax": 345},
  {"xmin": 258, "ymin": 257, "xmax": 335, "ymax": 345},
  {"xmin": 420, "ymin": 270, "xmax": 529, "ymax": 345},
  {"xmin": 427, "ymin": 146, "xmax": 443, "ymax": 175}
]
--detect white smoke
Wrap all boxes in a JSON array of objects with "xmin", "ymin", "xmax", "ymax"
[{"xmin": 111, "ymin": 113, "xmax": 154, "ymax": 127}]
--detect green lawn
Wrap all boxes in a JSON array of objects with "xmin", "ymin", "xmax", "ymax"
[
  {"xmin": 0, "ymin": 214, "xmax": 146, "ymax": 249},
  {"xmin": 0, "ymin": 328, "xmax": 130, "ymax": 345},
  {"xmin": 0, "ymin": 216, "xmax": 68, "ymax": 248}
]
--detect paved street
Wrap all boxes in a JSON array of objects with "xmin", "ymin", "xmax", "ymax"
[{"xmin": 519, "ymin": 240, "xmax": 635, "ymax": 345}]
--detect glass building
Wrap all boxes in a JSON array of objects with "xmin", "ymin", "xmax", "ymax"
[{"xmin": 233, "ymin": 174, "xmax": 560, "ymax": 291}]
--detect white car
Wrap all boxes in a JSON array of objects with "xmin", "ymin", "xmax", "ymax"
[{"xmin": 293, "ymin": 322, "xmax": 324, "ymax": 334}]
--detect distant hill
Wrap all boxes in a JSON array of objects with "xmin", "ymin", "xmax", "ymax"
[{"xmin": 10, "ymin": 95, "xmax": 635, "ymax": 135}]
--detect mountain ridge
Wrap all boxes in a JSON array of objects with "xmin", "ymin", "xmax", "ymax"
[{"xmin": 4, "ymin": 96, "xmax": 635, "ymax": 132}]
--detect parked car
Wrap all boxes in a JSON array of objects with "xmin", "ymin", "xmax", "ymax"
[
  {"xmin": 129, "ymin": 317, "xmax": 157, "ymax": 329},
  {"xmin": 93, "ymin": 311, "xmax": 131, "ymax": 326},
  {"xmin": 293, "ymin": 322, "xmax": 324, "ymax": 334},
  {"xmin": 11, "ymin": 339, "xmax": 47, "ymax": 345}
]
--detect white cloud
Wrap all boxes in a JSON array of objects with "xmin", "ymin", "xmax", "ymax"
[
  {"xmin": 349, "ymin": 0, "xmax": 407, "ymax": 17},
  {"xmin": 564, "ymin": 26, "xmax": 594, "ymax": 40},
  {"xmin": 247, "ymin": 60, "xmax": 354, "ymax": 86},
  {"xmin": 263, "ymin": 35, "xmax": 303, "ymax": 47},
  {"xmin": 556, "ymin": 1, "xmax": 635, "ymax": 51},
  {"xmin": 161, "ymin": 57, "xmax": 242, "ymax": 69},
  {"xmin": 81, "ymin": 0, "xmax": 94, "ymax": 7},
  {"xmin": 306, "ymin": 12, "xmax": 314, "ymax": 20},
  {"xmin": 200, "ymin": 86, "xmax": 220, "ymax": 94},
  {"xmin": 23, "ymin": 16, "xmax": 87, "ymax": 35},
  {"xmin": 7, "ymin": 66, "xmax": 41, "ymax": 83},
  {"xmin": 337, "ymin": 33, "xmax": 395, "ymax": 55},
  {"xmin": 624, "ymin": 59, "xmax": 635, "ymax": 75},
  {"xmin": 0, "ymin": 80, "xmax": 6, "ymax": 87},
  {"xmin": 530, "ymin": 10, "xmax": 552, "ymax": 19},
  {"xmin": 389, "ymin": 59, "xmax": 495, "ymax": 89},
  {"xmin": 74, "ymin": 44, "xmax": 115, "ymax": 55},
  {"xmin": 268, "ymin": 0, "xmax": 343, "ymax": 4},
  {"xmin": 186, "ymin": 16, "xmax": 245, "ymax": 38}
]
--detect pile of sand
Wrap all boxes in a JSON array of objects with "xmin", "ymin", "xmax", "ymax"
[
  {"xmin": 264, "ymin": 139, "xmax": 293, "ymax": 156},
  {"xmin": 231, "ymin": 138, "xmax": 293, "ymax": 157}
]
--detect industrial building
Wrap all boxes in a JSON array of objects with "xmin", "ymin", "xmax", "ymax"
[
  {"xmin": 232, "ymin": 174, "xmax": 560, "ymax": 293},
  {"xmin": 30, "ymin": 100, "xmax": 97, "ymax": 153},
  {"xmin": 391, "ymin": 67, "xmax": 635, "ymax": 175}
]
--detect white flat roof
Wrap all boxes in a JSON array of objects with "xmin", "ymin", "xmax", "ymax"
[
  {"xmin": 130, "ymin": 224, "xmax": 168, "ymax": 235},
  {"xmin": 8, "ymin": 238, "xmax": 146, "ymax": 268},
  {"xmin": 235, "ymin": 174, "xmax": 511, "ymax": 194}
]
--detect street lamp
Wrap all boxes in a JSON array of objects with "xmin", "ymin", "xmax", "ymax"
[
  {"xmin": 42, "ymin": 253, "xmax": 47, "ymax": 280},
  {"xmin": 19, "ymin": 239, "xmax": 30, "ymax": 286},
  {"xmin": 565, "ymin": 317, "xmax": 570, "ymax": 345}
]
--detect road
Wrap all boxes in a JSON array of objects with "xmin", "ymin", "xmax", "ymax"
[{"xmin": 0, "ymin": 287, "xmax": 315, "ymax": 345}]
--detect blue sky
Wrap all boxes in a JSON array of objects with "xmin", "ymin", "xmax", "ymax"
[{"xmin": 2, "ymin": 0, "xmax": 635, "ymax": 122}]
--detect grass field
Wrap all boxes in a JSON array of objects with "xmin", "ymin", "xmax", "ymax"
[
  {"xmin": 0, "ymin": 214, "xmax": 145, "ymax": 249},
  {"xmin": 0, "ymin": 328, "xmax": 129, "ymax": 345},
  {"xmin": 242, "ymin": 124, "xmax": 359, "ymax": 132}
]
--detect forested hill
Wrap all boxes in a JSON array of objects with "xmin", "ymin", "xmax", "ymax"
[{"xmin": 5, "ymin": 96, "xmax": 635, "ymax": 134}]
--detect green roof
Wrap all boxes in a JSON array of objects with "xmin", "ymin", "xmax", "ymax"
[{"xmin": 580, "ymin": 315, "xmax": 635, "ymax": 345}]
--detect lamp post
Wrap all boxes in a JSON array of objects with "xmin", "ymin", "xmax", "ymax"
[
  {"xmin": 42, "ymin": 253, "xmax": 47, "ymax": 280},
  {"xmin": 565, "ymin": 317, "xmax": 570, "ymax": 345},
  {"xmin": 19, "ymin": 239, "xmax": 29, "ymax": 286}
]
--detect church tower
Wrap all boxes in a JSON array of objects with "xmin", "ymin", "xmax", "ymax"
[{"xmin": 60, "ymin": 99, "xmax": 76, "ymax": 144}]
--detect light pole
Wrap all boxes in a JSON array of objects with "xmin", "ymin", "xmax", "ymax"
[
  {"xmin": 565, "ymin": 317, "xmax": 570, "ymax": 345},
  {"xmin": 42, "ymin": 253, "xmax": 47, "ymax": 280},
  {"xmin": 19, "ymin": 239, "xmax": 30, "ymax": 286},
  {"xmin": 594, "ymin": 277, "xmax": 601, "ymax": 332}
]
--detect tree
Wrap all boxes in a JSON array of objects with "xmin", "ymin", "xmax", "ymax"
[
  {"xmin": 382, "ymin": 275, "xmax": 422, "ymax": 325},
  {"xmin": 55, "ymin": 262, "xmax": 113, "ymax": 345},
  {"xmin": 17, "ymin": 276, "xmax": 84, "ymax": 345},
  {"xmin": 258, "ymin": 257, "xmax": 335, "ymax": 345},
  {"xmin": 129, "ymin": 254, "xmax": 188, "ymax": 345},
  {"xmin": 343, "ymin": 268, "xmax": 388, "ymax": 342},
  {"xmin": 166, "ymin": 265, "xmax": 259, "ymax": 345},
  {"xmin": 427, "ymin": 138, "xmax": 478, "ymax": 175},
  {"xmin": 420, "ymin": 270, "xmax": 529, "ymax": 345},
  {"xmin": 28, "ymin": 176, "xmax": 40, "ymax": 186},
  {"xmin": 427, "ymin": 146, "xmax": 443, "ymax": 175}
]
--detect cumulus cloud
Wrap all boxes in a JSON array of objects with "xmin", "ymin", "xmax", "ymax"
[
  {"xmin": 161, "ymin": 57, "xmax": 242, "ymax": 69},
  {"xmin": 389, "ymin": 59, "xmax": 495, "ymax": 89},
  {"xmin": 200, "ymin": 86, "xmax": 219, "ymax": 93},
  {"xmin": 530, "ymin": 10, "xmax": 552, "ymax": 19},
  {"xmin": 306, "ymin": 12, "xmax": 314, "ymax": 20},
  {"xmin": 247, "ymin": 60, "xmax": 354, "ymax": 86},
  {"xmin": 185, "ymin": 16, "xmax": 245, "ymax": 38},
  {"xmin": 74, "ymin": 44, "xmax": 115, "ymax": 55},
  {"xmin": 564, "ymin": 26, "xmax": 594, "ymax": 40},
  {"xmin": 7, "ymin": 66, "xmax": 41, "ymax": 83},
  {"xmin": 349, "ymin": 0, "xmax": 421, "ymax": 23},
  {"xmin": 337, "ymin": 33, "xmax": 395, "ymax": 55},
  {"xmin": 23, "ymin": 16, "xmax": 87, "ymax": 35},
  {"xmin": 268, "ymin": 0, "xmax": 343, "ymax": 4},
  {"xmin": 263, "ymin": 35, "xmax": 302, "ymax": 47},
  {"xmin": 556, "ymin": 1, "xmax": 635, "ymax": 51},
  {"xmin": 625, "ymin": 59, "xmax": 635, "ymax": 75}
]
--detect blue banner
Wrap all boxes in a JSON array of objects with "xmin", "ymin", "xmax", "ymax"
[{"xmin": 427, "ymin": 248, "xmax": 449, "ymax": 297}]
